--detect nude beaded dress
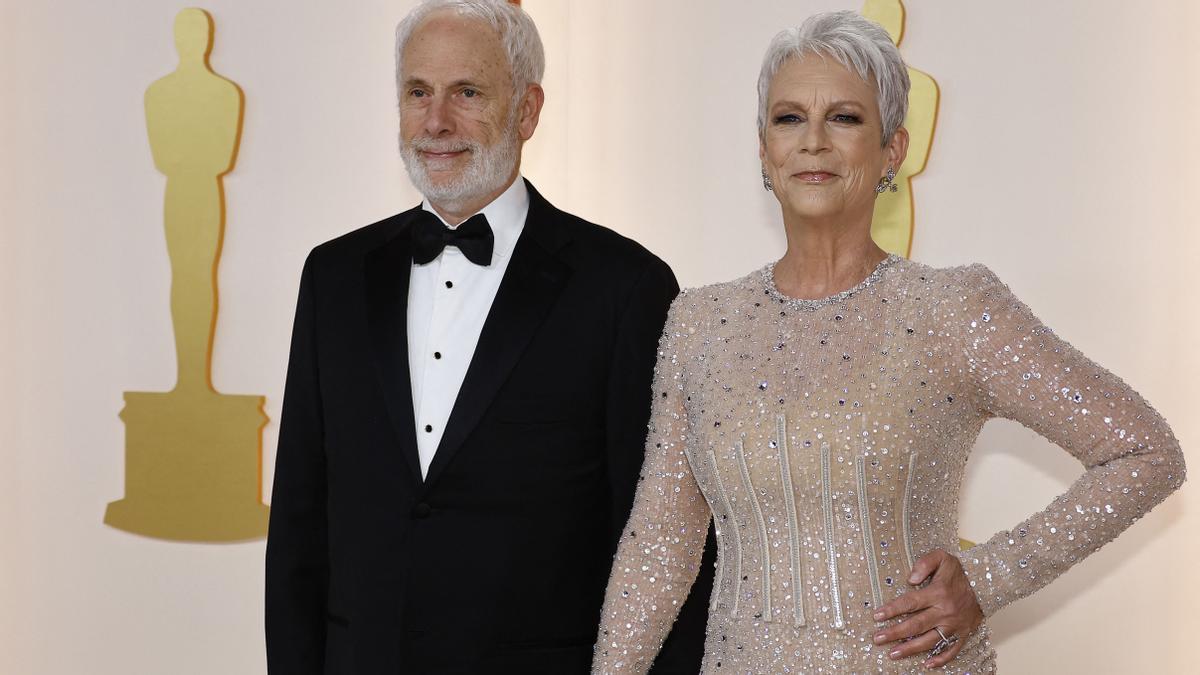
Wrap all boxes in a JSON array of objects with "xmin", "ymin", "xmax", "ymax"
[{"xmin": 592, "ymin": 256, "xmax": 1185, "ymax": 674}]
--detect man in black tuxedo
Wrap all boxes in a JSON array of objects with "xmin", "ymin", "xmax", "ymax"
[{"xmin": 265, "ymin": 1, "xmax": 711, "ymax": 673}]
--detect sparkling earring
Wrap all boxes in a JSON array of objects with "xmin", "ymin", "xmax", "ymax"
[
  {"xmin": 762, "ymin": 167, "xmax": 774, "ymax": 192},
  {"xmin": 875, "ymin": 167, "xmax": 898, "ymax": 194}
]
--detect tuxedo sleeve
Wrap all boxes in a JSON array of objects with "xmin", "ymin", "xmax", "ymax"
[
  {"xmin": 604, "ymin": 257, "xmax": 713, "ymax": 675},
  {"xmin": 265, "ymin": 253, "xmax": 329, "ymax": 674}
]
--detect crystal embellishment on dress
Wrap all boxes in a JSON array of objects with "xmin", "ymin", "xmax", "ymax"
[
  {"xmin": 708, "ymin": 449, "xmax": 742, "ymax": 618},
  {"xmin": 902, "ymin": 451, "xmax": 919, "ymax": 571},
  {"xmin": 856, "ymin": 455, "xmax": 884, "ymax": 610},
  {"xmin": 763, "ymin": 253, "xmax": 902, "ymax": 311},
  {"xmin": 820, "ymin": 442, "xmax": 845, "ymax": 629},
  {"xmin": 593, "ymin": 259, "xmax": 1184, "ymax": 674},
  {"xmin": 735, "ymin": 440, "xmax": 772, "ymax": 621},
  {"xmin": 774, "ymin": 414, "xmax": 806, "ymax": 626}
]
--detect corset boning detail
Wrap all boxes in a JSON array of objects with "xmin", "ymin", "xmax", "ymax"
[{"xmin": 700, "ymin": 422, "xmax": 926, "ymax": 633}]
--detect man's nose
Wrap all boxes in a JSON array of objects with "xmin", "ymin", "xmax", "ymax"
[{"xmin": 423, "ymin": 94, "xmax": 454, "ymax": 136}]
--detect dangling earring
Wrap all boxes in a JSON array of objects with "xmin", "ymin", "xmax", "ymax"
[
  {"xmin": 875, "ymin": 167, "xmax": 898, "ymax": 194},
  {"xmin": 762, "ymin": 167, "xmax": 774, "ymax": 192}
]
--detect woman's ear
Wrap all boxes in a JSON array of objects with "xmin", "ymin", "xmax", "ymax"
[{"xmin": 885, "ymin": 126, "xmax": 910, "ymax": 174}]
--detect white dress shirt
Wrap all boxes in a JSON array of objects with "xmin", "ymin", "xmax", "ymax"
[{"xmin": 407, "ymin": 177, "xmax": 530, "ymax": 479}]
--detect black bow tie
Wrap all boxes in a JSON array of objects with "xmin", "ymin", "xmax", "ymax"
[{"xmin": 410, "ymin": 211, "xmax": 494, "ymax": 266}]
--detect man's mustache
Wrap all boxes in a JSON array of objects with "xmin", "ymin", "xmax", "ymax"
[{"xmin": 408, "ymin": 137, "xmax": 480, "ymax": 155}]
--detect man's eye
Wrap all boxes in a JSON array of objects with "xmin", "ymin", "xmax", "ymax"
[
  {"xmin": 462, "ymin": 88, "xmax": 478, "ymax": 98},
  {"xmin": 409, "ymin": 89, "xmax": 428, "ymax": 98}
]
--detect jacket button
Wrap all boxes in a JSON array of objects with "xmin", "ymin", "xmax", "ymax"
[{"xmin": 412, "ymin": 502, "xmax": 432, "ymax": 519}]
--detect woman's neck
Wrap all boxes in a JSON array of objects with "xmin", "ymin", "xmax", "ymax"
[{"xmin": 773, "ymin": 221, "xmax": 888, "ymax": 301}]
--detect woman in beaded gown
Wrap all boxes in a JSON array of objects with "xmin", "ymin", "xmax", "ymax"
[{"xmin": 592, "ymin": 11, "xmax": 1185, "ymax": 675}]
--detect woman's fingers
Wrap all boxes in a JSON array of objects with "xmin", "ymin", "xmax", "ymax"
[
  {"xmin": 874, "ymin": 599, "xmax": 934, "ymax": 644},
  {"xmin": 923, "ymin": 628, "xmax": 967, "ymax": 670},
  {"xmin": 908, "ymin": 549, "xmax": 946, "ymax": 585},
  {"xmin": 873, "ymin": 586, "xmax": 927, "ymax": 624},
  {"xmin": 871, "ymin": 547, "xmax": 982, "ymax": 668},
  {"xmin": 883, "ymin": 621, "xmax": 943, "ymax": 660}
]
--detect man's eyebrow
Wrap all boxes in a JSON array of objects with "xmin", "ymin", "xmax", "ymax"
[{"xmin": 401, "ymin": 77, "xmax": 486, "ymax": 89}]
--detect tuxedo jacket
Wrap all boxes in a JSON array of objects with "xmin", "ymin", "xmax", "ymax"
[{"xmin": 265, "ymin": 181, "xmax": 713, "ymax": 674}]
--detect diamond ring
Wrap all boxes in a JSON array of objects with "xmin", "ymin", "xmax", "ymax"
[{"xmin": 929, "ymin": 626, "xmax": 958, "ymax": 657}]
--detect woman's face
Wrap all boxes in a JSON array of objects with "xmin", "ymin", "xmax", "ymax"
[{"xmin": 760, "ymin": 55, "xmax": 907, "ymax": 225}]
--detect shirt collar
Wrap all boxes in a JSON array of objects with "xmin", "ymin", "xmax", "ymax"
[{"xmin": 420, "ymin": 176, "xmax": 529, "ymax": 264}]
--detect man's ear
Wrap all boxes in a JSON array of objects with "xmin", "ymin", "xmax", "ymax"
[{"xmin": 517, "ymin": 83, "xmax": 545, "ymax": 141}]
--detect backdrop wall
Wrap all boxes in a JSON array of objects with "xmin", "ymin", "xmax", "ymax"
[{"xmin": 2, "ymin": 1, "xmax": 1196, "ymax": 672}]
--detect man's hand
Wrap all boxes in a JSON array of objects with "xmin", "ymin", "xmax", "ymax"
[{"xmin": 871, "ymin": 549, "xmax": 984, "ymax": 669}]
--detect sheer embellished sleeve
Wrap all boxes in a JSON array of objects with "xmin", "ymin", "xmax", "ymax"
[
  {"xmin": 954, "ymin": 265, "xmax": 1185, "ymax": 617},
  {"xmin": 593, "ymin": 295, "xmax": 713, "ymax": 674}
]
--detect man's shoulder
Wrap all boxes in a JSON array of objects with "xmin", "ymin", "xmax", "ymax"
[
  {"xmin": 563, "ymin": 213, "xmax": 656, "ymax": 257},
  {"xmin": 539, "ymin": 203, "xmax": 669, "ymax": 279},
  {"xmin": 305, "ymin": 206, "xmax": 420, "ymax": 268}
]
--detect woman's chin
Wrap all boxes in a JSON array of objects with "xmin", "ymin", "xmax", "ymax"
[{"xmin": 779, "ymin": 194, "xmax": 847, "ymax": 221}]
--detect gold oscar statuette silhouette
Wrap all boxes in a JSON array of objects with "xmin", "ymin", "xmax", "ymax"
[
  {"xmin": 861, "ymin": 0, "xmax": 940, "ymax": 258},
  {"xmin": 104, "ymin": 8, "xmax": 269, "ymax": 541}
]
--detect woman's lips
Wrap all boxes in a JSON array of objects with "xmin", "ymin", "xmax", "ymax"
[{"xmin": 794, "ymin": 171, "xmax": 837, "ymax": 183}]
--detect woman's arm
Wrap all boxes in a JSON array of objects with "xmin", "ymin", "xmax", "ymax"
[
  {"xmin": 593, "ymin": 296, "xmax": 713, "ymax": 675},
  {"xmin": 955, "ymin": 265, "xmax": 1186, "ymax": 616}
]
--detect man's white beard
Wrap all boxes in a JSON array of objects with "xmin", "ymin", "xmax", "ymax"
[{"xmin": 400, "ymin": 123, "xmax": 520, "ymax": 213}]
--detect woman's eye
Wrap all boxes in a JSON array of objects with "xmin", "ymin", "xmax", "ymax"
[
  {"xmin": 774, "ymin": 114, "xmax": 802, "ymax": 124},
  {"xmin": 831, "ymin": 113, "xmax": 862, "ymax": 124}
]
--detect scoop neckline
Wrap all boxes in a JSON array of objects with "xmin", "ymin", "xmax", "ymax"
[{"xmin": 763, "ymin": 254, "xmax": 902, "ymax": 311}]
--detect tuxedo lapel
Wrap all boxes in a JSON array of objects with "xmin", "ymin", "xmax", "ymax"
[
  {"xmin": 364, "ymin": 217, "xmax": 423, "ymax": 484},
  {"xmin": 423, "ymin": 183, "xmax": 573, "ymax": 488}
]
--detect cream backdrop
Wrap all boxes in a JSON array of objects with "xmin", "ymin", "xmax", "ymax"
[{"xmin": 1, "ymin": 0, "xmax": 1196, "ymax": 673}]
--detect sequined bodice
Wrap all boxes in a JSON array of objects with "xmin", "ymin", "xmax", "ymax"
[{"xmin": 593, "ymin": 259, "xmax": 1184, "ymax": 674}]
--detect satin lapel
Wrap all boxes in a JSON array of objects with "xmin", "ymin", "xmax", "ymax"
[
  {"xmin": 423, "ymin": 185, "xmax": 572, "ymax": 488},
  {"xmin": 363, "ymin": 221, "xmax": 423, "ymax": 484}
]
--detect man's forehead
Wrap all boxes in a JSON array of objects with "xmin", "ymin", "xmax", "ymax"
[
  {"xmin": 408, "ymin": 11, "xmax": 501, "ymax": 49},
  {"xmin": 402, "ymin": 12, "xmax": 506, "ymax": 77}
]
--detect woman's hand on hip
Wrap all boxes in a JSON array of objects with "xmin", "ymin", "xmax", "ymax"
[{"xmin": 871, "ymin": 548, "xmax": 984, "ymax": 669}]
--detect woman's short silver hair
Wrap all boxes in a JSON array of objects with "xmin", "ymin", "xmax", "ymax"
[
  {"xmin": 395, "ymin": 0, "xmax": 545, "ymax": 98},
  {"xmin": 757, "ymin": 11, "xmax": 910, "ymax": 145}
]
